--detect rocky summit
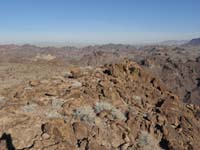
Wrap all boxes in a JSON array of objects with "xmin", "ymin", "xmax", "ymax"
[{"xmin": 0, "ymin": 60, "xmax": 200, "ymax": 150}]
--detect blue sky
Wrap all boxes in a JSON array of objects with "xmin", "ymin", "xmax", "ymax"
[{"xmin": 0, "ymin": 0, "xmax": 200, "ymax": 45}]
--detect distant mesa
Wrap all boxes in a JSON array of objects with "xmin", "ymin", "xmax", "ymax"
[{"xmin": 183, "ymin": 38, "xmax": 200, "ymax": 46}]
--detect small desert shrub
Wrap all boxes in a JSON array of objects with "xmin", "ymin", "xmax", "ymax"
[
  {"xmin": 74, "ymin": 105, "xmax": 96, "ymax": 123},
  {"xmin": 74, "ymin": 102, "xmax": 126, "ymax": 123},
  {"xmin": 21, "ymin": 104, "xmax": 38, "ymax": 113},
  {"xmin": 134, "ymin": 68, "xmax": 140, "ymax": 76},
  {"xmin": 0, "ymin": 96, "xmax": 6, "ymax": 103},
  {"xmin": 132, "ymin": 95, "xmax": 142, "ymax": 101},
  {"xmin": 51, "ymin": 98, "xmax": 64, "ymax": 110},
  {"xmin": 137, "ymin": 131, "xmax": 161, "ymax": 150},
  {"xmin": 45, "ymin": 111, "xmax": 65, "ymax": 119},
  {"xmin": 129, "ymin": 67, "xmax": 140, "ymax": 76},
  {"xmin": 94, "ymin": 102, "xmax": 126, "ymax": 121}
]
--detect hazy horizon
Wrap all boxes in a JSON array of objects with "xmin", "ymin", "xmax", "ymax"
[{"xmin": 0, "ymin": 0, "xmax": 200, "ymax": 46}]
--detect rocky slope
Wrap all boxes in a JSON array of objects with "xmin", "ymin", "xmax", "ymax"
[
  {"xmin": 0, "ymin": 60, "xmax": 199, "ymax": 150},
  {"xmin": 137, "ymin": 47, "xmax": 200, "ymax": 105}
]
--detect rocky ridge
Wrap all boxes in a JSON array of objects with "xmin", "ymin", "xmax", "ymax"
[
  {"xmin": 0, "ymin": 60, "xmax": 200, "ymax": 150},
  {"xmin": 137, "ymin": 47, "xmax": 200, "ymax": 105}
]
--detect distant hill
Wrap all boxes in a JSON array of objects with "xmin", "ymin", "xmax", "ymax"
[
  {"xmin": 184, "ymin": 38, "xmax": 200, "ymax": 46},
  {"xmin": 160, "ymin": 40, "xmax": 188, "ymax": 46}
]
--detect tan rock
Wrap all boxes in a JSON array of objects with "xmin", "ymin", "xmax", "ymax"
[
  {"xmin": 29, "ymin": 80, "xmax": 40, "ymax": 86},
  {"xmin": 42, "ymin": 133, "xmax": 50, "ymax": 140},
  {"xmin": 73, "ymin": 122, "xmax": 89, "ymax": 139}
]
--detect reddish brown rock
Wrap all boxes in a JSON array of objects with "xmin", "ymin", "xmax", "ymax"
[{"xmin": 0, "ymin": 60, "xmax": 199, "ymax": 150}]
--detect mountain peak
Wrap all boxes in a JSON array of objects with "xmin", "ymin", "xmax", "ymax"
[{"xmin": 184, "ymin": 38, "xmax": 200, "ymax": 46}]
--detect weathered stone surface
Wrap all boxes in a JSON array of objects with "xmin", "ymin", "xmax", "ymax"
[
  {"xmin": 73, "ymin": 122, "xmax": 89, "ymax": 140},
  {"xmin": 29, "ymin": 80, "xmax": 40, "ymax": 87},
  {"xmin": 0, "ymin": 60, "xmax": 199, "ymax": 149}
]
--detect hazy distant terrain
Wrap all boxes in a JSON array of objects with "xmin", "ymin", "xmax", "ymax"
[{"xmin": 160, "ymin": 40, "xmax": 189, "ymax": 46}]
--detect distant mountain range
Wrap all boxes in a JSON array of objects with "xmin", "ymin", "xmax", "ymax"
[
  {"xmin": 160, "ymin": 38, "xmax": 200, "ymax": 47},
  {"xmin": 183, "ymin": 38, "xmax": 200, "ymax": 47},
  {"xmin": 160, "ymin": 40, "xmax": 189, "ymax": 46}
]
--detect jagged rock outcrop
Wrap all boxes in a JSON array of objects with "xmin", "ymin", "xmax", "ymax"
[
  {"xmin": 0, "ymin": 60, "xmax": 200, "ymax": 149},
  {"xmin": 138, "ymin": 47, "xmax": 200, "ymax": 105}
]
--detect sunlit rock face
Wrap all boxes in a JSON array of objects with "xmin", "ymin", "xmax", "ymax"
[{"xmin": 0, "ymin": 60, "xmax": 199, "ymax": 150}]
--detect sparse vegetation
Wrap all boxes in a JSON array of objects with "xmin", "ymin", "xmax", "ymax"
[
  {"xmin": 51, "ymin": 97, "xmax": 64, "ymax": 109},
  {"xmin": 137, "ymin": 131, "xmax": 161, "ymax": 150},
  {"xmin": 21, "ymin": 104, "xmax": 38, "ymax": 113},
  {"xmin": 129, "ymin": 67, "xmax": 140, "ymax": 76},
  {"xmin": 94, "ymin": 102, "xmax": 127, "ymax": 121},
  {"xmin": 74, "ymin": 102, "xmax": 127, "ymax": 122},
  {"xmin": 132, "ymin": 95, "xmax": 142, "ymax": 101},
  {"xmin": 74, "ymin": 105, "xmax": 96, "ymax": 123},
  {"xmin": 45, "ymin": 110, "xmax": 65, "ymax": 119}
]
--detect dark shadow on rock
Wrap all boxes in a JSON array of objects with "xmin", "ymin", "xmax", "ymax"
[
  {"xmin": 183, "ymin": 91, "xmax": 191, "ymax": 103},
  {"xmin": 159, "ymin": 138, "xmax": 170, "ymax": 150},
  {"xmin": 0, "ymin": 133, "xmax": 15, "ymax": 150},
  {"xmin": 196, "ymin": 78, "xmax": 200, "ymax": 87}
]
